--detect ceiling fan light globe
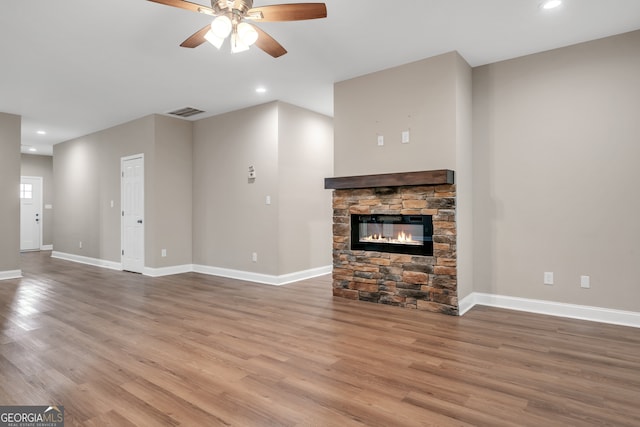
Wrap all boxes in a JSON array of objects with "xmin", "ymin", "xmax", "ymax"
[
  {"xmin": 204, "ymin": 30, "xmax": 225, "ymax": 49},
  {"xmin": 230, "ymin": 32, "xmax": 250, "ymax": 53},
  {"xmin": 541, "ymin": 0, "xmax": 562, "ymax": 9},
  {"xmin": 237, "ymin": 22, "xmax": 258, "ymax": 46},
  {"xmin": 210, "ymin": 15, "xmax": 232, "ymax": 38}
]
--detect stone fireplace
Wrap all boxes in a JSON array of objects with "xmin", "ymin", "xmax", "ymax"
[{"xmin": 325, "ymin": 170, "xmax": 458, "ymax": 315}]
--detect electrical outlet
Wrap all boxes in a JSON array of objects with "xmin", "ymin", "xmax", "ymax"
[
  {"xmin": 252, "ymin": 252, "xmax": 258, "ymax": 262},
  {"xmin": 79, "ymin": 241, "xmax": 83, "ymax": 249},
  {"xmin": 580, "ymin": 275, "xmax": 590, "ymax": 289},
  {"xmin": 377, "ymin": 135, "xmax": 384, "ymax": 146},
  {"xmin": 161, "ymin": 249, "xmax": 167, "ymax": 257},
  {"xmin": 544, "ymin": 272, "xmax": 553, "ymax": 285}
]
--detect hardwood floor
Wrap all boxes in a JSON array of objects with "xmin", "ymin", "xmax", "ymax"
[{"xmin": 1, "ymin": 252, "xmax": 639, "ymax": 426}]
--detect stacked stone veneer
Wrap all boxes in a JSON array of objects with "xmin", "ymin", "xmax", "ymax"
[{"xmin": 332, "ymin": 184, "xmax": 457, "ymax": 315}]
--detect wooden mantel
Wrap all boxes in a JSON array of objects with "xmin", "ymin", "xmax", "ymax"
[{"xmin": 324, "ymin": 170, "xmax": 454, "ymax": 190}]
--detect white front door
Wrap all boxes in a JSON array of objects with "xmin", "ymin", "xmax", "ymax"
[
  {"xmin": 121, "ymin": 155, "xmax": 144, "ymax": 273},
  {"xmin": 20, "ymin": 176, "xmax": 43, "ymax": 251}
]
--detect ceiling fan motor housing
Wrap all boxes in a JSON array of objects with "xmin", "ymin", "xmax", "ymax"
[{"xmin": 212, "ymin": 0, "xmax": 253, "ymax": 17}]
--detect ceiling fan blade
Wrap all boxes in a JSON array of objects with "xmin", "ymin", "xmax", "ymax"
[
  {"xmin": 180, "ymin": 25, "xmax": 210, "ymax": 48},
  {"xmin": 247, "ymin": 3, "xmax": 327, "ymax": 22},
  {"xmin": 251, "ymin": 24, "xmax": 287, "ymax": 58},
  {"xmin": 147, "ymin": 0, "xmax": 215, "ymax": 15}
]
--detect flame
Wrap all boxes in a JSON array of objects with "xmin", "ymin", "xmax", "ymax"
[
  {"xmin": 361, "ymin": 229, "xmax": 418, "ymax": 245},
  {"xmin": 397, "ymin": 231, "xmax": 413, "ymax": 242}
]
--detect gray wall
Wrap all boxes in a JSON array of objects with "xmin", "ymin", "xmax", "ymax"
[
  {"xmin": 454, "ymin": 53, "xmax": 474, "ymax": 300},
  {"xmin": 53, "ymin": 114, "xmax": 192, "ymax": 269},
  {"xmin": 334, "ymin": 52, "xmax": 459, "ymax": 176},
  {"xmin": 192, "ymin": 101, "xmax": 333, "ymax": 276},
  {"xmin": 21, "ymin": 154, "xmax": 54, "ymax": 247},
  {"xmin": 472, "ymin": 30, "xmax": 640, "ymax": 312},
  {"xmin": 54, "ymin": 116, "xmax": 154, "ymax": 262},
  {"xmin": 0, "ymin": 113, "xmax": 21, "ymax": 273},
  {"xmin": 151, "ymin": 115, "xmax": 193, "ymax": 267},
  {"xmin": 193, "ymin": 102, "xmax": 280, "ymax": 274},
  {"xmin": 277, "ymin": 102, "xmax": 333, "ymax": 274}
]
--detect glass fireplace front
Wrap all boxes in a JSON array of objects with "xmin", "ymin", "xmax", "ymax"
[{"xmin": 351, "ymin": 214, "xmax": 433, "ymax": 256}]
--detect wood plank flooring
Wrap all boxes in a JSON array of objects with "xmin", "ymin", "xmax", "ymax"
[{"xmin": 1, "ymin": 251, "xmax": 639, "ymax": 426}]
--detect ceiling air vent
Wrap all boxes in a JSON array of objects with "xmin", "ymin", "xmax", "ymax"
[{"xmin": 167, "ymin": 106, "xmax": 205, "ymax": 118}]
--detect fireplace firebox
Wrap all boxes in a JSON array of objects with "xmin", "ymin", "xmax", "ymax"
[{"xmin": 351, "ymin": 214, "xmax": 433, "ymax": 256}]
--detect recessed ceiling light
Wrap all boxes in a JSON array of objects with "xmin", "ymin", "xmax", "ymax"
[
  {"xmin": 256, "ymin": 87, "xmax": 267, "ymax": 93},
  {"xmin": 541, "ymin": 0, "xmax": 562, "ymax": 9},
  {"xmin": 29, "ymin": 147, "xmax": 37, "ymax": 152},
  {"xmin": 36, "ymin": 130, "xmax": 46, "ymax": 135}
]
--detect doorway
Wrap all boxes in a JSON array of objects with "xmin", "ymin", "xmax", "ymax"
[
  {"xmin": 20, "ymin": 176, "xmax": 43, "ymax": 251},
  {"xmin": 121, "ymin": 154, "xmax": 144, "ymax": 273}
]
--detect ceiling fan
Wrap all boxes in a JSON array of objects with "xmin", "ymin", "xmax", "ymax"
[{"xmin": 148, "ymin": 0, "xmax": 327, "ymax": 58}]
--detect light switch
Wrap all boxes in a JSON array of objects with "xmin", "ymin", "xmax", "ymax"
[
  {"xmin": 402, "ymin": 130, "xmax": 410, "ymax": 143},
  {"xmin": 377, "ymin": 135, "xmax": 384, "ymax": 146},
  {"xmin": 266, "ymin": 195, "xmax": 271, "ymax": 205}
]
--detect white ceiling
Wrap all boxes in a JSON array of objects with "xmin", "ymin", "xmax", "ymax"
[{"xmin": 2, "ymin": 0, "xmax": 639, "ymax": 156}]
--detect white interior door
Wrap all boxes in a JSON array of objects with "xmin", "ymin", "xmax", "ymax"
[
  {"xmin": 20, "ymin": 176, "xmax": 43, "ymax": 251},
  {"xmin": 121, "ymin": 155, "xmax": 144, "ymax": 273}
]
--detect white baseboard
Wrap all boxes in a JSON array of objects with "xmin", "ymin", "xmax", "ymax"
[
  {"xmin": 459, "ymin": 292, "xmax": 640, "ymax": 329},
  {"xmin": 458, "ymin": 292, "xmax": 477, "ymax": 316},
  {"xmin": 193, "ymin": 264, "xmax": 332, "ymax": 286},
  {"xmin": 47, "ymin": 251, "xmax": 330, "ymax": 286},
  {"xmin": 40, "ymin": 244, "xmax": 53, "ymax": 251},
  {"xmin": 0, "ymin": 269, "xmax": 22, "ymax": 280},
  {"xmin": 273, "ymin": 265, "xmax": 333, "ymax": 285},
  {"xmin": 51, "ymin": 251, "xmax": 122, "ymax": 271},
  {"xmin": 144, "ymin": 264, "xmax": 194, "ymax": 277}
]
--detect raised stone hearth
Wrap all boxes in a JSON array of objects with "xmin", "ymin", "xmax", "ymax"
[{"xmin": 325, "ymin": 170, "xmax": 458, "ymax": 315}]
